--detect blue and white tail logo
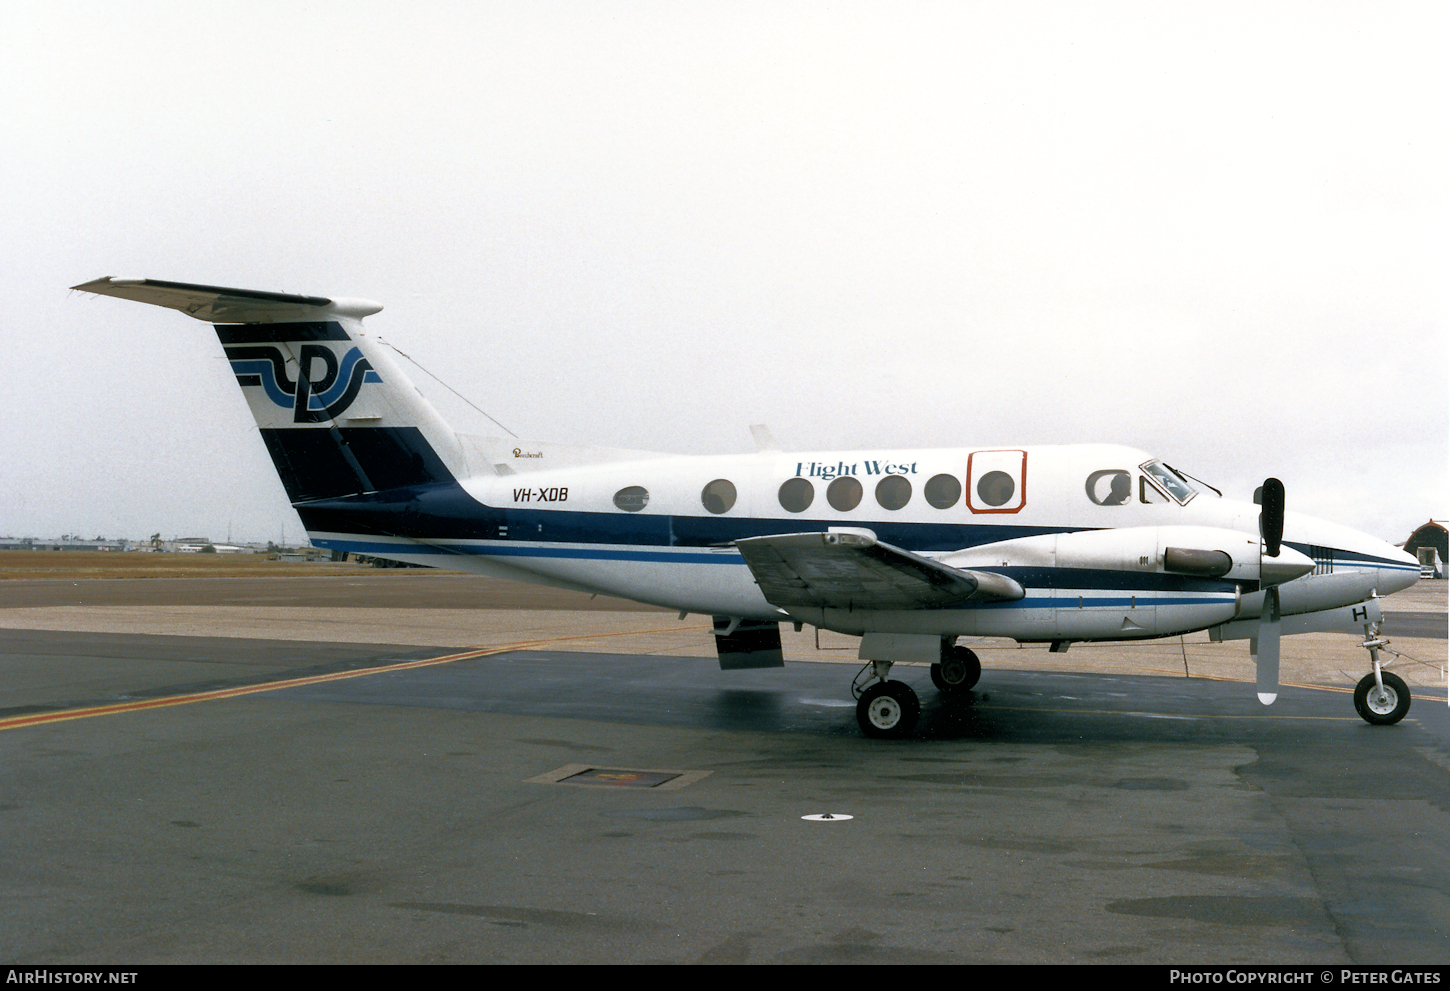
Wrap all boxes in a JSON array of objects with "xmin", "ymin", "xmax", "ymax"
[{"xmin": 226, "ymin": 344, "xmax": 383, "ymax": 423}]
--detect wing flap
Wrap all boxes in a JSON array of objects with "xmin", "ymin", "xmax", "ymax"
[{"xmin": 735, "ymin": 531, "xmax": 1024, "ymax": 610}]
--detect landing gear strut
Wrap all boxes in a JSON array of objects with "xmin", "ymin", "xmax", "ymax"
[
  {"xmin": 852, "ymin": 660, "xmax": 920, "ymax": 739},
  {"xmin": 1353, "ymin": 619, "xmax": 1411, "ymax": 726}
]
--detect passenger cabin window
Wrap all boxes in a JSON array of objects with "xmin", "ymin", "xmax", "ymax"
[
  {"xmin": 701, "ymin": 479, "xmax": 736, "ymax": 514},
  {"xmin": 975, "ymin": 470, "xmax": 1015, "ymax": 508},
  {"xmin": 827, "ymin": 476, "xmax": 862, "ymax": 511},
  {"xmin": 875, "ymin": 475, "xmax": 912, "ymax": 510},
  {"xmin": 924, "ymin": 473, "xmax": 962, "ymax": 509},
  {"xmin": 778, "ymin": 477, "xmax": 814, "ymax": 513}
]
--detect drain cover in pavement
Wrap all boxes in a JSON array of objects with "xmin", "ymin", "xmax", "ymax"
[{"xmin": 526, "ymin": 763, "xmax": 711, "ymax": 791}]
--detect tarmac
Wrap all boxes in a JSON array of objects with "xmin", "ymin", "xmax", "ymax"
[{"xmin": 0, "ymin": 571, "xmax": 1446, "ymax": 964}]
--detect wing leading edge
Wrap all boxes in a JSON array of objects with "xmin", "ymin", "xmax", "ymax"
[{"xmin": 734, "ymin": 530, "xmax": 1025, "ymax": 611}]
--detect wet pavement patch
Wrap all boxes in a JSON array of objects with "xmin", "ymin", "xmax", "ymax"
[
  {"xmin": 1106, "ymin": 895, "xmax": 1326, "ymax": 926},
  {"xmin": 390, "ymin": 902, "xmax": 658, "ymax": 932},
  {"xmin": 601, "ymin": 806, "xmax": 744, "ymax": 822},
  {"xmin": 1114, "ymin": 777, "xmax": 1190, "ymax": 790}
]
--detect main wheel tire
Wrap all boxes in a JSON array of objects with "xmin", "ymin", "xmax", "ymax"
[
  {"xmin": 1353, "ymin": 672, "xmax": 1411, "ymax": 726},
  {"xmin": 856, "ymin": 681, "xmax": 921, "ymax": 739},
  {"xmin": 931, "ymin": 646, "xmax": 982, "ymax": 693}
]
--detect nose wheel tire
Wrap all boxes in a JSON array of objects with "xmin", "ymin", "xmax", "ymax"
[
  {"xmin": 931, "ymin": 646, "xmax": 981, "ymax": 693},
  {"xmin": 856, "ymin": 681, "xmax": 920, "ymax": 738},
  {"xmin": 1353, "ymin": 671, "xmax": 1411, "ymax": 725}
]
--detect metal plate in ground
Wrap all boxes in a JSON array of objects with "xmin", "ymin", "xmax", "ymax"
[{"xmin": 525, "ymin": 763, "xmax": 711, "ymax": 790}]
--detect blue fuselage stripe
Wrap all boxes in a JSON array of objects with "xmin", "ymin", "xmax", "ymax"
[
  {"xmin": 311, "ymin": 536, "xmax": 1244, "ymax": 597},
  {"xmin": 301, "ymin": 483, "xmax": 1413, "ymax": 591}
]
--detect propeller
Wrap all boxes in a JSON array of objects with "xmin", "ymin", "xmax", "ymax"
[
  {"xmin": 1253, "ymin": 586, "xmax": 1281, "ymax": 705},
  {"xmin": 1253, "ymin": 477, "xmax": 1286, "ymax": 705},
  {"xmin": 1259, "ymin": 477, "xmax": 1284, "ymax": 557}
]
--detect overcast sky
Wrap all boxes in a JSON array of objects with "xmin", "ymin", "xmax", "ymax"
[{"xmin": 2, "ymin": 2, "xmax": 1444, "ymax": 545}]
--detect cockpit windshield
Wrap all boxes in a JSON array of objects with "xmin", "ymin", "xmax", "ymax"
[{"xmin": 1140, "ymin": 460, "xmax": 1198, "ymax": 505}]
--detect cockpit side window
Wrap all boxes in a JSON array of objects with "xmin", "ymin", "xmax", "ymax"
[
  {"xmin": 1140, "ymin": 460, "xmax": 1196, "ymax": 505},
  {"xmin": 1139, "ymin": 476, "xmax": 1169, "ymax": 504}
]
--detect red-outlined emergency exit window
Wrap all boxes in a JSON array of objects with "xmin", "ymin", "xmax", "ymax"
[{"xmin": 966, "ymin": 450, "xmax": 1027, "ymax": 514}]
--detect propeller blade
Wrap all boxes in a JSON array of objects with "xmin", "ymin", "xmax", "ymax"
[
  {"xmin": 1259, "ymin": 477, "xmax": 1285, "ymax": 557},
  {"xmin": 1253, "ymin": 586, "xmax": 1281, "ymax": 705}
]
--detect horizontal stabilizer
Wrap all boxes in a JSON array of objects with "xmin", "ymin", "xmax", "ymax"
[
  {"xmin": 71, "ymin": 277, "xmax": 381, "ymax": 324},
  {"xmin": 735, "ymin": 530, "xmax": 1024, "ymax": 611}
]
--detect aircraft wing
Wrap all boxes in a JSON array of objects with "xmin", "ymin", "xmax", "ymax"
[
  {"xmin": 71, "ymin": 277, "xmax": 337, "ymax": 323},
  {"xmin": 734, "ymin": 531, "xmax": 1024, "ymax": 611}
]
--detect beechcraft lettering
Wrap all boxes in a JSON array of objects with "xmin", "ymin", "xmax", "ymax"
[{"xmin": 73, "ymin": 276, "xmax": 1424, "ymax": 738}]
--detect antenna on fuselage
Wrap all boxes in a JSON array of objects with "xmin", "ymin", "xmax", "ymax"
[
  {"xmin": 379, "ymin": 337, "xmax": 518, "ymax": 438},
  {"xmin": 749, "ymin": 424, "xmax": 780, "ymax": 452}
]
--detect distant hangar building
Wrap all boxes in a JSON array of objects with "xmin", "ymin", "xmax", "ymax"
[{"xmin": 1403, "ymin": 519, "xmax": 1447, "ymax": 579}]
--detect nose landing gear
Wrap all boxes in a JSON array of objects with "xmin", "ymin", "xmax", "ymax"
[
  {"xmin": 1354, "ymin": 670, "xmax": 1410, "ymax": 724},
  {"xmin": 1353, "ymin": 621, "xmax": 1411, "ymax": 726}
]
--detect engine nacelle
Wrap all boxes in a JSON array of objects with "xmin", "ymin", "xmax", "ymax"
[{"xmin": 940, "ymin": 525, "xmax": 1312, "ymax": 588}]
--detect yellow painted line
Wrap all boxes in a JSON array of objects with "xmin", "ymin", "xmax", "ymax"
[
  {"xmin": 0, "ymin": 645, "xmax": 512, "ymax": 732},
  {"xmin": 0, "ymin": 622, "xmax": 714, "ymax": 734},
  {"xmin": 7, "ymin": 616, "xmax": 1431, "ymax": 733},
  {"xmin": 483, "ymin": 623, "xmax": 713, "ymax": 647}
]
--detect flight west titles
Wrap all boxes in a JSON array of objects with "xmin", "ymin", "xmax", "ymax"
[{"xmin": 796, "ymin": 460, "xmax": 918, "ymax": 481}]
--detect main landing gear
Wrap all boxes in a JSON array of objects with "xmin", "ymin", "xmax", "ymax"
[
  {"xmin": 1353, "ymin": 624, "xmax": 1411, "ymax": 726},
  {"xmin": 852, "ymin": 642, "xmax": 982, "ymax": 738},
  {"xmin": 853, "ymin": 661, "xmax": 920, "ymax": 738},
  {"xmin": 931, "ymin": 645, "xmax": 981, "ymax": 694}
]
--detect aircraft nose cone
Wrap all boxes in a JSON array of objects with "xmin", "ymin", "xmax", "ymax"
[{"xmin": 1383, "ymin": 545, "xmax": 1422, "ymax": 594}]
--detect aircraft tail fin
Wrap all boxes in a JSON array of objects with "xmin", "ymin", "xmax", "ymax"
[{"xmin": 72, "ymin": 277, "xmax": 468, "ymax": 503}]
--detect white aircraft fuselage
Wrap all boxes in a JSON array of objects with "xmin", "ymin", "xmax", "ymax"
[
  {"xmin": 70, "ymin": 276, "xmax": 1421, "ymax": 735},
  {"xmin": 301, "ymin": 442, "xmax": 1415, "ymax": 644}
]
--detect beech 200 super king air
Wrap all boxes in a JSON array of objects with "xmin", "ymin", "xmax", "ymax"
[{"xmin": 73, "ymin": 277, "xmax": 1423, "ymax": 737}]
